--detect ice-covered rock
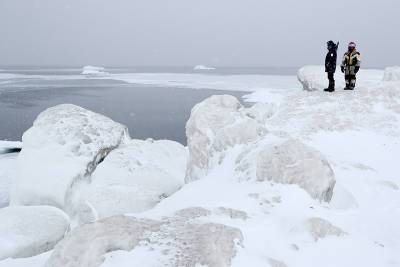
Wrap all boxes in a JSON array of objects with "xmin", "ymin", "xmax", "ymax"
[
  {"xmin": 186, "ymin": 95, "xmax": 267, "ymax": 182},
  {"xmin": 0, "ymin": 153, "xmax": 17, "ymax": 208},
  {"xmin": 383, "ymin": 66, "xmax": 400, "ymax": 81},
  {"xmin": 46, "ymin": 210, "xmax": 243, "ymax": 267},
  {"xmin": 81, "ymin": 66, "xmax": 110, "ymax": 77},
  {"xmin": 10, "ymin": 104, "xmax": 129, "ymax": 213},
  {"xmin": 305, "ymin": 217, "xmax": 346, "ymax": 241},
  {"xmin": 256, "ymin": 139, "xmax": 336, "ymax": 202},
  {"xmin": 297, "ymin": 65, "xmax": 329, "ymax": 91},
  {"xmin": 193, "ymin": 64, "xmax": 216, "ymax": 70},
  {"xmin": 72, "ymin": 139, "xmax": 187, "ymax": 223},
  {"xmin": 0, "ymin": 206, "xmax": 69, "ymax": 260}
]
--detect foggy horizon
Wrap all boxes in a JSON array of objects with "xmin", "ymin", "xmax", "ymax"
[{"xmin": 1, "ymin": 0, "xmax": 399, "ymax": 68}]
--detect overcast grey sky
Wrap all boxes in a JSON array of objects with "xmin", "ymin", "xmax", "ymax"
[{"xmin": 0, "ymin": 0, "xmax": 398, "ymax": 68}]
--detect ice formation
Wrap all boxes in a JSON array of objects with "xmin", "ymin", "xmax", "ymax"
[
  {"xmin": 10, "ymin": 104, "xmax": 129, "ymax": 213},
  {"xmin": 0, "ymin": 151, "xmax": 18, "ymax": 208},
  {"xmin": 256, "ymin": 140, "xmax": 336, "ymax": 202},
  {"xmin": 383, "ymin": 66, "xmax": 400, "ymax": 81},
  {"xmin": 81, "ymin": 66, "xmax": 110, "ymax": 77},
  {"xmin": 46, "ymin": 209, "xmax": 243, "ymax": 267},
  {"xmin": 185, "ymin": 95, "xmax": 267, "ymax": 182},
  {"xmin": 0, "ymin": 206, "xmax": 69, "ymax": 260},
  {"xmin": 193, "ymin": 64, "xmax": 216, "ymax": 70},
  {"xmin": 72, "ymin": 139, "xmax": 187, "ymax": 223}
]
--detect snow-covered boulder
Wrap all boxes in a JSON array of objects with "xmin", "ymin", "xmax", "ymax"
[
  {"xmin": 46, "ymin": 211, "xmax": 243, "ymax": 267},
  {"xmin": 297, "ymin": 65, "xmax": 329, "ymax": 91},
  {"xmin": 10, "ymin": 104, "xmax": 129, "ymax": 213},
  {"xmin": 256, "ymin": 139, "xmax": 336, "ymax": 202},
  {"xmin": 193, "ymin": 65, "xmax": 216, "ymax": 70},
  {"xmin": 81, "ymin": 66, "xmax": 110, "ymax": 77},
  {"xmin": 0, "ymin": 206, "xmax": 69, "ymax": 260},
  {"xmin": 72, "ymin": 139, "xmax": 187, "ymax": 223},
  {"xmin": 383, "ymin": 66, "xmax": 400, "ymax": 81},
  {"xmin": 185, "ymin": 95, "xmax": 267, "ymax": 182},
  {"xmin": 304, "ymin": 217, "xmax": 346, "ymax": 241}
]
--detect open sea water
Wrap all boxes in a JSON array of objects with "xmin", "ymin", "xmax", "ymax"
[{"xmin": 0, "ymin": 66, "xmax": 296, "ymax": 144}]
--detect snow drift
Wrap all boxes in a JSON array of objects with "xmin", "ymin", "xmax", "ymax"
[
  {"xmin": 0, "ymin": 206, "xmax": 69, "ymax": 260},
  {"xmin": 72, "ymin": 139, "xmax": 187, "ymax": 223},
  {"xmin": 46, "ymin": 208, "xmax": 242, "ymax": 267},
  {"xmin": 81, "ymin": 66, "xmax": 110, "ymax": 77},
  {"xmin": 185, "ymin": 95, "xmax": 267, "ymax": 182},
  {"xmin": 383, "ymin": 66, "xmax": 400, "ymax": 81},
  {"xmin": 10, "ymin": 104, "xmax": 129, "ymax": 213}
]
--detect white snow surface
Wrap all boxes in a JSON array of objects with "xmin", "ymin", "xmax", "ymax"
[
  {"xmin": 10, "ymin": 104, "xmax": 129, "ymax": 213},
  {"xmin": 383, "ymin": 66, "xmax": 400, "ymax": 81},
  {"xmin": 81, "ymin": 66, "xmax": 110, "ymax": 77},
  {"xmin": 72, "ymin": 139, "xmax": 187, "ymax": 223},
  {"xmin": 297, "ymin": 65, "xmax": 383, "ymax": 91},
  {"xmin": 0, "ymin": 206, "xmax": 69, "ymax": 260},
  {"xmin": 2, "ymin": 66, "xmax": 400, "ymax": 267}
]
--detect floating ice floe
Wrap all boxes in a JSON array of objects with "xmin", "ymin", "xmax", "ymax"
[
  {"xmin": 0, "ymin": 206, "xmax": 69, "ymax": 260},
  {"xmin": 81, "ymin": 65, "xmax": 110, "ymax": 77},
  {"xmin": 193, "ymin": 64, "xmax": 216, "ymax": 70}
]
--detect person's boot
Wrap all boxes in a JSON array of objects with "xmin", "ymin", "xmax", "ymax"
[
  {"xmin": 344, "ymin": 83, "xmax": 353, "ymax": 90},
  {"xmin": 324, "ymin": 81, "xmax": 335, "ymax": 92}
]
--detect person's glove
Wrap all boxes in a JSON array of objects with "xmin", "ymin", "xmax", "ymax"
[
  {"xmin": 341, "ymin": 66, "xmax": 345, "ymax": 73},
  {"xmin": 355, "ymin": 66, "xmax": 360, "ymax": 73}
]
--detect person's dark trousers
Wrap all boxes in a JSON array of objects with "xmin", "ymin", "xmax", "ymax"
[{"xmin": 327, "ymin": 72, "xmax": 335, "ymax": 90}]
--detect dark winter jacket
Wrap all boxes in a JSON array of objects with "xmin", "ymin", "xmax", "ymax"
[{"xmin": 325, "ymin": 50, "xmax": 337, "ymax": 73}]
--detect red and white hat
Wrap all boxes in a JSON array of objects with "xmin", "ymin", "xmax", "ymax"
[{"xmin": 348, "ymin": 42, "xmax": 356, "ymax": 48}]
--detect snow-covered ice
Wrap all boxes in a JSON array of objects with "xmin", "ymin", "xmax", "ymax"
[
  {"xmin": 46, "ymin": 210, "xmax": 242, "ymax": 267},
  {"xmin": 72, "ymin": 139, "xmax": 187, "ymax": 223},
  {"xmin": 297, "ymin": 65, "xmax": 383, "ymax": 91},
  {"xmin": 185, "ymin": 95, "xmax": 267, "ymax": 182},
  {"xmin": 383, "ymin": 66, "xmax": 400, "ymax": 81},
  {"xmin": 0, "ymin": 206, "xmax": 69, "ymax": 260},
  {"xmin": 0, "ymin": 142, "xmax": 20, "ymax": 207},
  {"xmin": 10, "ymin": 104, "xmax": 129, "ymax": 214},
  {"xmin": 1, "ymin": 65, "xmax": 400, "ymax": 267}
]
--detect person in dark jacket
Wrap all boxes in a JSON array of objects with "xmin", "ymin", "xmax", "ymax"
[
  {"xmin": 341, "ymin": 42, "xmax": 361, "ymax": 90},
  {"xmin": 324, "ymin": 40, "xmax": 339, "ymax": 92}
]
